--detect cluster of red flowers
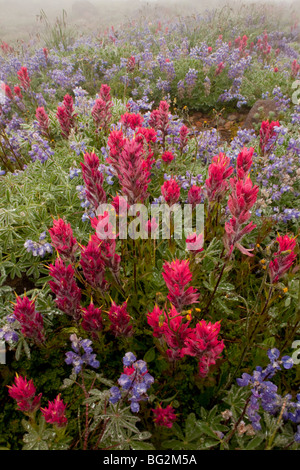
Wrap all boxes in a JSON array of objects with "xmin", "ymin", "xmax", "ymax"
[
  {"xmin": 121, "ymin": 112, "xmax": 144, "ymax": 130},
  {"xmin": 8, "ymin": 375, "xmax": 68, "ymax": 428},
  {"xmin": 147, "ymin": 305, "xmax": 224, "ymax": 376},
  {"xmin": 148, "ymin": 100, "xmax": 170, "ymax": 149},
  {"xmin": 80, "ymin": 151, "xmax": 107, "ymax": 210}
]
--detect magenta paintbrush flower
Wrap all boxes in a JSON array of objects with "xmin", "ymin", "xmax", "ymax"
[
  {"xmin": 107, "ymin": 129, "xmax": 126, "ymax": 171},
  {"xmin": 205, "ymin": 152, "xmax": 233, "ymax": 203},
  {"xmin": 152, "ymin": 404, "xmax": 177, "ymax": 428},
  {"xmin": 236, "ymin": 147, "xmax": 254, "ymax": 180},
  {"xmin": 80, "ymin": 151, "xmax": 107, "ymax": 210},
  {"xmin": 117, "ymin": 138, "xmax": 150, "ymax": 204},
  {"xmin": 269, "ymin": 234, "xmax": 297, "ymax": 283},
  {"xmin": 187, "ymin": 185, "xmax": 202, "ymax": 208},
  {"xmin": 56, "ymin": 94, "xmax": 76, "ymax": 139},
  {"xmin": 81, "ymin": 303, "xmax": 103, "ymax": 335},
  {"xmin": 108, "ymin": 301, "xmax": 133, "ymax": 337},
  {"xmin": 162, "ymin": 259, "xmax": 199, "ymax": 312},
  {"xmin": 36, "ymin": 106, "xmax": 50, "ymax": 137},
  {"xmin": 49, "ymin": 258, "xmax": 81, "ymax": 321},
  {"xmin": 41, "ymin": 394, "xmax": 68, "ymax": 428},
  {"xmin": 48, "ymin": 218, "xmax": 78, "ymax": 263},
  {"xmin": 8, "ymin": 375, "xmax": 42, "ymax": 414},
  {"xmin": 161, "ymin": 178, "xmax": 180, "ymax": 205},
  {"xmin": 17, "ymin": 66, "xmax": 30, "ymax": 90},
  {"xmin": 259, "ymin": 120, "xmax": 280, "ymax": 153},
  {"xmin": 227, "ymin": 177, "xmax": 259, "ymax": 225},
  {"xmin": 181, "ymin": 320, "xmax": 224, "ymax": 377},
  {"xmin": 80, "ymin": 238, "xmax": 108, "ymax": 292},
  {"xmin": 120, "ymin": 112, "xmax": 144, "ymax": 130},
  {"xmin": 13, "ymin": 296, "xmax": 45, "ymax": 344}
]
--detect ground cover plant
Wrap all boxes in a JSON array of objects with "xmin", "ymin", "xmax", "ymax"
[{"xmin": 0, "ymin": 0, "xmax": 300, "ymax": 451}]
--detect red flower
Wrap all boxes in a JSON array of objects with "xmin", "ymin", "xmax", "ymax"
[
  {"xmin": 49, "ymin": 259, "xmax": 82, "ymax": 320},
  {"xmin": 81, "ymin": 303, "xmax": 103, "ymax": 333},
  {"xmin": 205, "ymin": 152, "xmax": 233, "ymax": 202},
  {"xmin": 80, "ymin": 238, "xmax": 107, "ymax": 291},
  {"xmin": 13, "ymin": 296, "xmax": 45, "ymax": 344},
  {"xmin": 187, "ymin": 185, "xmax": 202, "ymax": 208},
  {"xmin": 36, "ymin": 107, "xmax": 50, "ymax": 137},
  {"xmin": 152, "ymin": 404, "xmax": 177, "ymax": 428},
  {"xmin": 179, "ymin": 125, "xmax": 189, "ymax": 151},
  {"xmin": 236, "ymin": 147, "xmax": 254, "ymax": 180},
  {"xmin": 161, "ymin": 179, "xmax": 180, "ymax": 205},
  {"xmin": 161, "ymin": 151, "xmax": 174, "ymax": 163},
  {"xmin": 80, "ymin": 151, "xmax": 107, "ymax": 210},
  {"xmin": 41, "ymin": 394, "xmax": 68, "ymax": 428},
  {"xmin": 121, "ymin": 112, "xmax": 144, "ymax": 130},
  {"xmin": 259, "ymin": 120, "xmax": 280, "ymax": 153},
  {"xmin": 8, "ymin": 375, "xmax": 42, "ymax": 413},
  {"xmin": 117, "ymin": 139, "xmax": 150, "ymax": 204},
  {"xmin": 108, "ymin": 301, "xmax": 133, "ymax": 337},
  {"xmin": 162, "ymin": 259, "xmax": 198, "ymax": 312},
  {"xmin": 269, "ymin": 234, "xmax": 297, "ymax": 283},
  {"xmin": 48, "ymin": 218, "xmax": 78, "ymax": 263},
  {"xmin": 17, "ymin": 66, "xmax": 30, "ymax": 90}
]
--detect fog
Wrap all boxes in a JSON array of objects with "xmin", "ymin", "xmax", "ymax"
[{"xmin": 0, "ymin": 0, "xmax": 299, "ymax": 42}]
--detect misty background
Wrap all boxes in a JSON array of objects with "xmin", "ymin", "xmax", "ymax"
[{"xmin": 0, "ymin": 0, "xmax": 299, "ymax": 42}]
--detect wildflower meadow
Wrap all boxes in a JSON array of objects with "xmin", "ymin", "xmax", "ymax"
[{"xmin": 0, "ymin": 0, "xmax": 300, "ymax": 453}]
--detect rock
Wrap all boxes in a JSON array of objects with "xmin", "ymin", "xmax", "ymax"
[
  {"xmin": 227, "ymin": 113, "xmax": 237, "ymax": 121},
  {"xmin": 242, "ymin": 99, "xmax": 279, "ymax": 129}
]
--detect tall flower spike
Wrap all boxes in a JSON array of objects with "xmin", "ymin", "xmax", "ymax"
[
  {"xmin": 17, "ymin": 66, "xmax": 30, "ymax": 90},
  {"xmin": 269, "ymin": 234, "xmax": 297, "ymax": 283},
  {"xmin": 36, "ymin": 107, "xmax": 50, "ymax": 138},
  {"xmin": 80, "ymin": 238, "xmax": 108, "ymax": 292},
  {"xmin": 49, "ymin": 258, "xmax": 82, "ymax": 320},
  {"xmin": 162, "ymin": 259, "xmax": 199, "ymax": 312},
  {"xmin": 80, "ymin": 152, "xmax": 107, "ymax": 210},
  {"xmin": 236, "ymin": 147, "xmax": 254, "ymax": 180},
  {"xmin": 13, "ymin": 295, "xmax": 45, "ymax": 344},
  {"xmin": 205, "ymin": 152, "xmax": 233, "ymax": 203},
  {"xmin": 48, "ymin": 218, "xmax": 78, "ymax": 263},
  {"xmin": 117, "ymin": 138, "xmax": 150, "ymax": 204}
]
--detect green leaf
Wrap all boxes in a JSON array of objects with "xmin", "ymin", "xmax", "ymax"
[
  {"xmin": 246, "ymin": 435, "xmax": 264, "ymax": 450},
  {"xmin": 143, "ymin": 347, "xmax": 156, "ymax": 363},
  {"xmin": 195, "ymin": 422, "xmax": 220, "ymax": 440}
]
